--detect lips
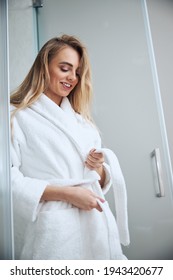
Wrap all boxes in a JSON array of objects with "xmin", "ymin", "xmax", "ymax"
[{"xmin": 61, "ymin": 82, "xmax": 72, "ymax": 89}]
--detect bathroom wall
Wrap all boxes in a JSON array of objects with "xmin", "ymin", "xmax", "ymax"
[{"xmin": 8, "ymin": 0, "xmax": 37, "ymax": 92}]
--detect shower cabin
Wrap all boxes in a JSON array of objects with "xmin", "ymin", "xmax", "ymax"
[{"xmin": 1, "ymin": 0, "xmax": 173, "ymax": 259}]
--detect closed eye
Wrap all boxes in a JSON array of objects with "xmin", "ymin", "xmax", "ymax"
[
  {"xmin": 60, "ymin": 67, "xmax": 69, "ymax": 72},
  {"xmin": 61, "ymin": 67, "xmax": 80, "ymax": 78}
]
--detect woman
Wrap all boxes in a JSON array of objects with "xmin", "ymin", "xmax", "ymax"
[{"xmin": 10, "ymin": 34, "xmax": 129, "ymax": 259}]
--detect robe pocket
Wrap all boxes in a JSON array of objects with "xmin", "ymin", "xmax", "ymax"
[{"xmin": 32, "ymin": 207, "xmax": 82, "ymax": 260}]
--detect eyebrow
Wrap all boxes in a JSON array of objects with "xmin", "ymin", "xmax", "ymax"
[{"xmin": 59, "ymin": 62, "xmax": 73, "ymax": 67}]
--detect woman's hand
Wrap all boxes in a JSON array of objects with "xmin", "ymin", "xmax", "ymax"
[
  {"xmin": 85, "ymin": 148, "xmax": 106, "ymax": 187},
  {"xmin": 85, "ymin": 148, "xmax": 104, "ymax": 169},
  {"xmin": 41, "ymin": 185, "xmax": 105, "ymax": 212},
  {"xmin": 66, "ymin": 186, "xmax": 105, "ymax": 212}
]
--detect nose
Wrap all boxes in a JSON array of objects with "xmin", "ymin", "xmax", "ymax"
[{"xmin": 67, "ymin": 71, "xmax": 77, "ymax": 82}]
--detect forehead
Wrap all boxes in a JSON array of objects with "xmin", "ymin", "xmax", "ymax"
[{"xmin": 52, "ymin": 46, "xmax": 80, "ymax": 67}]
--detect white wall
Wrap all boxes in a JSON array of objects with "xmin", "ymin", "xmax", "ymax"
[{"xmin": 8, "ymin": 0, "xmax": 37, "ymax": 91}]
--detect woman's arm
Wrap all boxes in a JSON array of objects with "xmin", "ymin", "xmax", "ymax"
[
  {"xmin": 40, "ymin": 185, "xmax": 105, "ymax": 212},
  {"xmin": 85, "ymin": 149, "xmax": 106, "ymax": 187},
  {"xmin": 96, "ymin": 165, "xmax": 106, "ymax": 187}
]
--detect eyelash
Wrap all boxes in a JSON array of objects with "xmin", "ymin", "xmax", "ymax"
[
  {"xmin": 61, "ymin": 68, "xmax": 68, "ymax": 72},
  {"xmin": 60, "ymin": 68, "xmax": 80, "ymax": 78}
]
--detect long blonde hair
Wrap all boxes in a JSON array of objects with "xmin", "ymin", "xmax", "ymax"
[{"xmin": 10, "ymin": 34, "xmax": 93, "ymax": 121}]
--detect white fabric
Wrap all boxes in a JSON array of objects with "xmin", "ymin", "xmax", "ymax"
[{"xmin": 11, "ymin": 94, "xmax": 129, "ymax": 260}]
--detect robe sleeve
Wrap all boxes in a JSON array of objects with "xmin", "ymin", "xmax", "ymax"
[
  {"xmin": 102, "ymin": 148, "xmax": 130, "ymax": 246},
  {"xmin": 101, "ymin": 162, "xmax": 112, "ymax": 194},
  {"xmin": 11, "ymin": 136, "xmax": 49, "ymax": 222},
  {"xmin": 90, "ymin": 124, "xmax": 113, "ymax": 194}
]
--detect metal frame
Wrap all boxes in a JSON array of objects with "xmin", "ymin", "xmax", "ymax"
[
  {"xmin": 151, "ymin": 148, "xmax": 165, "ymax": 197},
  {"xmin": 0, "ymin": 0, "xmax": 14, "ymax": 259},
  {"xmin": 32, "ymin": 0, "xmax": 43, "ymax": 8}
]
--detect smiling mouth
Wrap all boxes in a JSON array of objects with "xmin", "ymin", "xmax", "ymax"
[{"xmin": 61, "ymin": 82, "xmax": 72, "ymax": 89}]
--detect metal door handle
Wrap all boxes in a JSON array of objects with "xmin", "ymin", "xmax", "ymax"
[{"xmin": 151, "ymin": 148, "xmax": 165, "ymax": 197}]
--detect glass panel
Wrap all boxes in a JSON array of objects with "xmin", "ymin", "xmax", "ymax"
[
  {"xmin": 0, "ymin": 0, "xmax": 14, "ymax": 260},
  {"xmin": 142, "ymin": 0, "xmax": 173, "ymax": 192}
]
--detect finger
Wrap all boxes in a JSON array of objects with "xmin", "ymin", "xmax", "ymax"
[
  {"xmin": 86, "ymin": 156, "xmax": 100, "ymax": 166},
  {"xmin": 98, "ymin": 197, "xmax": 105, "ymax": 203},
  {"xmin": 89, "ymin": 148, "xmax": 96, "ymax": 154},
  {"xmin": 85, "ymin": 160, "xmax": 102, "ymax": 169},
  {"xmin": 91, "ymin": 151, "xmax": 104, "ymax": 160},
  {"xmin": 90, "ymin": 154, "xmax": 104, "ymax": 164},
  {"xmin": 95, "ymin": 203, "xmax": 103, "ymax": 212},
  {"xmin": 87, "ymin": 154, "xmax": 104, "ymax": 165},
  {"xmin": 85, "ymin": 162, "xmax": 95, "ymax": 170},
  {"xmin": 95, "ymin": 198, "xmax": 105, "ymax": 212},
  {"xmin": 87, "ymin": 154, "xmax": 98, "ymax": 163}
]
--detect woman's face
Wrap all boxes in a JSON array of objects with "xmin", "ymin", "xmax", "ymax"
[{"xmin": 45, "ymin": 46, "xmax": 80, "ymax": 105}]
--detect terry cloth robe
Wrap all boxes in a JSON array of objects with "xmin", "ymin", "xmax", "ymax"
[{"xmin": 11, "ymin": 94, "xmax": 130, "ymax": 260}]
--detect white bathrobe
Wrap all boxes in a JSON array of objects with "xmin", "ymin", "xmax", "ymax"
[{"xmin": 11, "ymin": 94, "xmax": 130, "ymax": 260}]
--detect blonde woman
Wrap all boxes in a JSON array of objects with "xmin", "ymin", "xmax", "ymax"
[{"xmin": 11, "ymin": 34, "xmax": 129, "ymax": 259}]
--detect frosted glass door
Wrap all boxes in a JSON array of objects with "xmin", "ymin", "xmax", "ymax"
[
  {"xmin": 0, "ymin": 0, "xmax": 14, "ymax": 260},
  {"xmin": 37, "ymin": 0, "xmax": 173, "ymax": 259}
]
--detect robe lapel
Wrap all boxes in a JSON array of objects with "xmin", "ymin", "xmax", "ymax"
[
  {"xmin": 31, "ymin": 94, "xmax": 100, "ymax": 182},
  {"xmin": 31, "ymin": 94, "xmax": 86, "ymax": 160}
]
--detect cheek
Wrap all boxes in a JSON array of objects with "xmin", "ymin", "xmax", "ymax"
[
  {"xmin": 49, "ymin": 69, "xmax": 62, "ymax": 82},
  {"xmin": 51, "ymin": 76, "xmax": 61, "ymax": 88},
  {"xmin": 74, "ymin": 78, "xmax": 80, "ymax": 87}
]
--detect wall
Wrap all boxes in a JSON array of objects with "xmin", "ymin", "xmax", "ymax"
[{"xmin": 8, "ymin": 0, "xmax": 37, "ymax": 91}]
